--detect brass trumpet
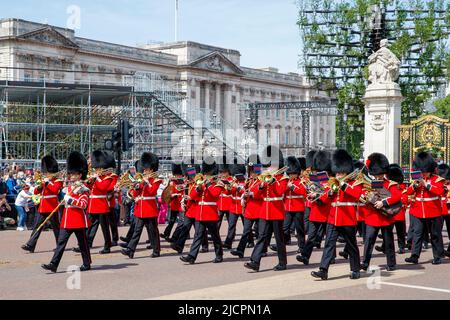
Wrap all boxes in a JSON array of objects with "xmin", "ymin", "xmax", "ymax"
[
  {"xmin": 328, "ymin": 168, "xmax": 364, "ymax": 193},
  {"xmin": 257, "ymin": 166, "xmax": 288, "ymax": 183}
]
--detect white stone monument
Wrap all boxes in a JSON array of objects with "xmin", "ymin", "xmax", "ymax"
[{"xmin": 363, "ymin": 39, "xmax": 404, "ymax": 162}]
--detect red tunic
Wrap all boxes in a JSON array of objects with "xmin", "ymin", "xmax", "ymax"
[
  {"xmin": 284, "ymin": 178, "xmax": 306, "ymax": 212},
  {"xmin": 169, "ymin": 180, "xmax": 184, "ymax": 212},
  {"xmin": 130, "ymin": 177, "xmax": 162, "ymax": 219},
  {"xmin": 61, "ymin": 185, "xmax": 91, "ymax": 229},
  {"xmin": 252, "ymin": 174, "xmax": 288, "ymax": 221},
  {"xmin": 363, "ymin": 179, "xmax": 402, "ymax": 227},
  {"xmin": 405, "ymin": 175, "xmax": 444, "ymax": 219},
  {"xmin": 184, "ymin": 182, "xmax": 197, "ymax": 219},
  {"xmin": 87, "ymin": 174, "xmax": 117, "ymax": 214},
  {"xmin": 322, "ymin": 179, "xmax": 363, "ymax": 227},
  {"xmin": 218, "ymin": 176, "xmax": 233, "ymax": 211},
  {"xmin": 190, "ymin": 181, "xmax": 223, "ymax": 221},
  {"xmin": 394, "ymin": 183, "xmax": 407, "ymax": 222},
  {"xmin": 229, "ymin": 181, "xmax": 245, "ymax": 215},
  {"xmin": 243, "ymin": 179, "xmax": 262, "ymax": 220},
  {"xmin": 34, "ymin": 178, "xmax": 63, "ymax": 214},
  {"xmin": 309, "ymin": 180, "xmax": 331, "ymax": 223}
]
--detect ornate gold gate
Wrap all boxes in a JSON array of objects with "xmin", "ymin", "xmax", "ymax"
[{"xmin": 398, "ymin": 115, "xmax": 450, "ymax": 170}]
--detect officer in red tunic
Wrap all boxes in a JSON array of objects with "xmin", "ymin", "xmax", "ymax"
[
  {"xmin": 121, "ymin": 152, "xmax": 162, "ymax": 258},
  {"xmin": 22, "ymin": 155, "xmax": 63, "ymax": 253},
  {"xmin": 180, "ymin": 158, "xmax": 224, "ymax": 264},
  {"xmin": 161, "ymin": 163, "xmax": 184, "ymax": 240},
  {"xmin": 217, "ymin": 163, "xmax": 232, "ymax": 231},
  {"xmin": 104, "ymin": 152, "xmax": 119, "ymax": 246},
  {"xmin": 404, "ymin": 152, "xmax": 445, "ymax": 264},
  {"xmin": 302, "ymin": 151, "xmax": 316, "ymax": 243},
  {"xmin": 41, "ymin": 151, "xmax": 91, "ymax": 273},
  {"xmin": 231, "ymin": 155, "xmax": 262, "ymax": 258},
  {"xmin": 84, "ymin": 150, "xmax": 114, "ymax": 254},
  {"xmin": 311, "ymin": 149, "xmax": 363, "ymax": 280},
  {"xmin": 297, "ymin": 150, "xmax": 332, "ymax": 265},
  {"xmin": 244, "ymin": 145, "xmax": 289, "ymax": 272},
  {"xmin": 361, "ymin": 153, "xmax": 402, "ymax": 272},
  {"xmin": 223, "ymin": 163, "xmax": 246, "ymax": 249}
]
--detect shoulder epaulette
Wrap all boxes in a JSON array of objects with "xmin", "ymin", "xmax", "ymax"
[
  {"xmin": 279, "ymin": 176, "xmax": 289, "ymax": 181},
  {"xmin": 435, "ymin": 176, "xmax": 445, "ymax": 183},
  {"xmin": 387, "ymin": 180, "xmax": 398, "ymax": 188}
]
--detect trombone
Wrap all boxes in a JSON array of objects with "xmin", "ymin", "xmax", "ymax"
[
  {"xmin": 257, "ymin": 166, "xmax": 288, "ymax": 183},
  {"xmin": 328, "ymin": 168, "xmax": 365, "ymax": 193}
]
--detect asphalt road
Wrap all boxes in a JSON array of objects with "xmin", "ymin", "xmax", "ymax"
[{"xmin": 1, "ymin": 221, "xmax": 450, "ymax": 300}]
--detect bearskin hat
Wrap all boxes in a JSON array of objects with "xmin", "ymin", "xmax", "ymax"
[
  {"xmin": 298, "ymin": 157, "xmax": 306, "ymax": 171},
  {"xmin": 246, "ymin": 154, "xmax": 261, "ymax": 173},
  {"xmin": 262, "ymin": 145, "xmax": 284, "ymax": 169},
  {"xmin": 230, "ymin": 163, "xmax": 246, "ymax": 177},
  {"xmin": 41, "ymin": 155, "xmax": 59, "ymax": 174},
  {"xmin": 134, "ymin": 160, "xmax": 143, "ymax": 174},
  {"xmin": 312, "ymin": 151, "xmax": 331, "ymax": 172},
  {"xmin": 306, "ymin": 150, "xmax": 317, "ymax": 169},
  {"xmin": 331, "ymin": 149, "xmax": 354, "ymax": 174},
  {"xmin": 437, "ymin": 163, "xmax": 450, "ymax": 179},
  {"xmin": 413, "ymin": 152, "xmax": 436, "ymax": 173},
  {"xmin": 387, "ymin": 164, "xmax": 404, "ymax": 184},
  {"xmin": 286, "ymin": 156, "xmax": 301, "ymax": 174},
  {"xmin": 91, "ymin": 150, "xmax": 109, "ymax": 169},
  {"xmin": 104, "ymin": 151, "xmax": 116, "ymax": 169},
  {"xmin": 202, "ymin": 156, "xmax": 218, "ymax": 175},
  {"xmin": 67, "ymin": 151, "xmax": 88, "ymax": 180},
  {"xmin": 172, "ymin": 163, "xmax": 183, "ymax": 175},
  {"xmin": 140, "ymin": 152, "xmax": 159, "ymax": 172},
  {"xmin": 367, "ymin": 153, "xmax": 390, "ymax": 176}
]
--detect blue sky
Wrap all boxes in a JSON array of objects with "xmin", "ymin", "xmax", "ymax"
[{"xmin": 2, "ymin": 0, "xmax": 302, "ymax": 73}]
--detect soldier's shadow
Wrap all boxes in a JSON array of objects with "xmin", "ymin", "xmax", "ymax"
[{"xmin": 92, "ymin": 263, "xmax": 139, "ymax": 270}]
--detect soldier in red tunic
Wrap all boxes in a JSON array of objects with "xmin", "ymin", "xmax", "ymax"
[
  {"xmin": 84, "ymin": 150, "xmax": 114, "ymax": 254},
  {"xmin": 217, "ymin": 163, "xmax": 232, "ymax": 231},
  {"xmin": 311, "ymin": 149, "xmax": 363, "ymax": 280},
  {"xmin": 121, "ymin": 152, "xmax": 162, "ymax": 258},
  {"xmin": 223, "ymin": 163, "xmax": 246, "ymax": 249},
  {"xmin": 41, "ymin": 151, "xmax": 91, "ymax": 273},
  {"xmin": 231, "ymin": 155, "xmax": 262, "ymax": 258},
  {"xmin": 104, "ymin": 152, "xmax": 119, "ymax": 246},
  {"xmin": 22, "ymin": 155, "xmax": 62, "ymax": 253},
  {"xmin": 161, "ymin": 163, "xmax": 184, "ymax": 241},
  {"xmin": 180, "ymin": 159, "xmax": 224, "ymax": 264},
  {"xmin": 297, "ymin": 150, "xmax": 332, "ymax": 265},
  {"xmin": 361, "ymin": 153, "xmax": 402, "ymax": 272},
  {"xmin": 405, "ymin": 152, "xmax": 445, "ymax": 264},
  {"xmin": 302, "ymin": 151, "xmax": 316, "ymax": 244},
  {"xmin": 438, "ymin": 164, "xmax": 450, "ymax": 258},
  {"xmin": 244, "ymin": 145, "xmax": 289, "ymax": 272}
]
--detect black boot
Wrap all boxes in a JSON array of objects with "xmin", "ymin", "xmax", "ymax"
[
  {"xmin": 296, "ymin": 255, "xmax": 309, "ymax": 265},
  {"xmin": 244, "ymin": 260, "xmax": 260, "ymax": 272},
  {"xmin": 21, "ymin": 244, "xmax": 34, "ymax": 253},
  {"xmin": 99, "ymin": 248, "xmax": 111, "ymax": 254},
  {"xmin": 350, "ymin": 271, "xmax": 361, "ymax": 279},
  {"xmin": 230, "ymin": 250, "xmax": 244, "ymax": 259},
  {"xmin": 180, "ymin": 255, "xmax": 195, "ymax": 264},
  {"xmin": 375, "ymin": 245, "xmax": 385, "ymax": 253},
  {"xmin": 269, "ymin": 244, "xmax": 277, "ymax": 252},
  {"xmin": 339, "ymin": 250, "xmax": 349, "ymax": 259},
  {"xmin": 120, "ymin": 248, "xmax": 134, "ymax": 259},
  {"xmin": 41, "ymin": 263, "xmax": 57, "ymax": 273},
  {"xmin": 273, "ymin": 263, "xmax": 287, "ymax": 271},
  {"xmin": 119, "ymin": 236, "xmax": 129, "ymax": 243},
  {"xmin": 311, "ymin": 269, "xmax": 328, "ymax": 280},
  {"xmin": 80, "ymin": 264, "xmax": 91, "ymax": 271},
  {"xmin": 405, "ymin": 255, "xmax": 419, "ymax": 264}
]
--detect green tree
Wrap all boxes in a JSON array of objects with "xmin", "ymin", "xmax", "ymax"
[{"xmin": 433, "ymin": 94, "xmax": 450, "ymax": 119}]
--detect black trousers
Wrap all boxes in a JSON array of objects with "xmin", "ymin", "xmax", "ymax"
[
  {"xmin": 174, "ymin": 216, "xmax": 208, "ymax": 250},
  {"xmin": 127, "ymin": 217, "xmax": 160, "ymax": 254},
  {"xmin": 188, "ymin": 221, "xmax": 223, "ymax": 260},
  {"xmin": 302, "ymin": 221, "xmax": 327, "ymax": 259},
  {"xmin": 235, "ymin": 217, "xmax": 258, "ymax": 254},
  {"xmin": 88, "ymin": 213, "xmax": 112, "ymax": 249},
  {"xmin": 304, "ymin": 207, "xmax": 310, "ymax": 235},
  {"xmin": 51, "ymin": 228, "xmax": 91, "ymax": 268},
  {"xmin": 410, "ymin": 215, "xmax": 444, "ymax": 259},
  {"xmin": 363, "ymin": 224, "xmax": 396, "ymax": 267},
  {"xmin": 224, "ymin": 213, "xmax": 244, "ymax": 247},
  {"xmin": 407, "ymin": 215, "xmax": 430, "ymax": 245},
  {"xmin": 320, "ymin": 224, "xmax": 360, "ymax": 272},
  {"xmin": 357, "ymin": 221, "xmax": 366, "ymax": 241},
  {"xmin": 251, "ymin": 219, "xmax": 287, "ymax": 265},
  {"xmin": 108, "ymin": 208, "xmax": 119, "ymax": 243},
  {"xmin": 218, "ymin": 210, "xmax": 229, "ymax": 230},
  {"xmin": 27, "ymin": 213, "xmax": 60, "ymax": 250},
  {"xmin": 163, "ymin": 210, "xmax": 180, "ymax": 237},
  {"xmin": 443, "ymin": 215, "xmax": 450, "ymax": 252},
  {"xmin": 283, "ymin": 211, "xmax": 305, "ymax": 250}
]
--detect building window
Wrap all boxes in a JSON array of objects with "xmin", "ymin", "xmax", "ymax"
[
  {"xmin": 285, "ymin": 109, "xmax": 289, "ymax": 119},
  {"xmin": 266, "ymin": 130, "xmax": 271, "ymax": 144},
  {"xmin": 265, "ymin": 109, "xmax": 270, "ymax": 118},
  {"xmin": 24, "ymin": 73, "xmax": 32, "ymax": 82},
  {"xmin": 232, "ymin": 96, "xmax": 236, "ymax": 103},
  {"xmin": 275, "ymin": 109, "xmax": 280, "ymax": 120},
  {"xmin": 295, "ymin": 132, "xmax": 300, "ymax": 145},
  {"xmin": 285, "ymin": 131, "xmax": 290, "ymax": 145}
]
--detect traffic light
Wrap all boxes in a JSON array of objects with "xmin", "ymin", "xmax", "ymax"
[
  {"xmin": 121, "ymin": 120, "xmax": 134, "ymax": 152},
  {"xmin": 112, "ymin": 129, "xmax": 122, "ymax": 151}
]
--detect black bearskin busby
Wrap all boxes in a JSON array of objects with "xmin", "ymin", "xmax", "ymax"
[
  {"xmin": 140, "ymin": 152, "xmax": 159, "ymax": 172},
  {"xmin": 247, "ymin": 154, "xmax": 261, "ymax": 173},
  {"xmin": 413, "ymin": 151, "xmax": 436, "ymax": 173},
  {"xmin": 41, "ymin": 155, "xmax": 59, "ymax": 174},
  {"xmin": 312, "ymin": 151, "xmax": 331, "ymax": 172},
  {"xmin": 367, "ymin": 152, "xmax": 390, "ymax": 176},
  {"xmin": 91, "ymin": 150, "xmax": 109, "ymax": 169},
  {"xmin": 134, "ymin": 160, "xmax": 143, "ymax": 174},
  {"xmin": 231, "ymin": 163, "xmax": 246, "ymax": 178},
  {"xmin": 437, "ymin": 163, "xmax": 449, "ymax": 179},
  {"xmin": 298, "ymin": 157, "xmax": 306, "ymax": 171},
  {"xmin": 387, "ymin": 164, "xmax": 404, "ymax": 184},
  {"xmin": 172, "ymin": 163, "xmax": 183, "ymax": 176},
  {"xmin": 331, "ymin": 149, "xmax": 354, "ymax": 174},
  {"xmin": 306, "ymin": 150, "xmax": 317, "ymax": 169},
  {"xmin": 286, "ymin": 156, "xmax": 301, "ymax": 174},
  {"xmin": 67, "ymin": 151, "xmax": 88, "ymax": 180},
  {"xmin": 104, "ymin": 151, "xmax": 116, "ymax": 169},
  {"xmin": 262, "ymin": 145, "xmax": 284, "ymax": 169},
  {"xmin": 202, "ymin": 156, "xmax": 218, "ymax": 175}
]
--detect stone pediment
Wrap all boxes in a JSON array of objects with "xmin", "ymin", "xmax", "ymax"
[
  {"xmin": 189, "ymin": 52, "xmax": 243, "ymax": 75},
  {"xmin": 18, "ymin": 27, "xmax": 79, "ymax": 49}
]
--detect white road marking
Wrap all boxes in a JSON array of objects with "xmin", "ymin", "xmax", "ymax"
[{"xmin": 380, "ymin": 281, "xmax": 450, "ymax": 294}]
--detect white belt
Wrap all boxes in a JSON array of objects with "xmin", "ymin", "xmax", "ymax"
[
  {"xmin": 332, "ymin": 202, "xmax": 358, "ymax": 207},
  {"xmin": 64, "ymin": 205, "xmax": 81, "ymax": 209},
  {"xmin": 263, "ymin": 197, "xmax": 283, "ymax": 202},
  {"xmin": 415, "ymin": 197, "xmax": 439, "ymax": 202},
  {"xmin": 199, "ymin": 201, "xmax": 217, "ymax": 206},
  {"xmin": 231, "ymin": 196, "xmax": 242, "ymax": 201},
  {"xmin": 41, "ymin": 195, "xmax": 57, "ymax": 199},
  {"xmin": 136, "ymin": 196, "xmax": 156, "ymax": 201},
  {"xmin": 89, "ymin": 195, "xmax": 108, "ymax": 199},
  {"xmin": 286, "ymin": 196, "xmax": 304, "ymax": 199},
  {"xmin": 220, "ymin": 194, "xmax": 230, "ymax": 197}
]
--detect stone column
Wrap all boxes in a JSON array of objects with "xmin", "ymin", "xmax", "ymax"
[
  {"xmin": 204, "ymin": 81, "xmax": 210, "ymax": 125},
  {"xmin": 233, "ymin": 84, "xmax": 241, "ymax": 129},
  {"xmin": 215, "ymin": 83, "xmax": 221, "ymax": 116},
  {"xmin": 224, "ymin": 83, "xmax": 232, "ymax": 126},
  {"xmin": 195, "ymin": 79, "xmax": 201, "ymax": 109},
  {"xmin": 363, "ymin": 83, "xmax": 403, "ymax": 162}
]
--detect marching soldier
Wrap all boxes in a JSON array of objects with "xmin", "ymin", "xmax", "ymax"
[
  {"xmin": 161, "ymin": 163, "xmax": 184, "ymax": 241},
  {"xmin": 297, "ymin": 150, "xmax": 332, "ymax": 265},
  {"xmin": 244, "ymin": 145, "xmax": 288, "ymax": 272},
  {"xmin": 217, "ymin": 162, "xmax": 232, "ymax": 231},
  {"xmin": 22, "ymin": 155, "xmax": 63, "ymax": 253},
  {"xmin": 231, "ymin": 155, "xmax": 262, "ymax": 258},
  {"xmin": 361, "ymin": 153, "xmax": 401, "ymax": 272},
  {"xmin": 303, "ymin": 151, "xmax": 316, "ymax": 241},
  {"xmin": 441, "ymin": 165, "xmax": 450, "ymax": 258},
  {"xmin": 311, "ymin": 149, "xmax": 363, "ymax": 280},
  {"xmin": 404, "ymin": 152, "xmax": 445, "ymax": 264},
  {"xmin": 41, "ymin": 151, "xmax": 91, "ymax": 273},
  {"xmin": 121, "ymin": 152, "xmax": 162, "ymax": 258},
  {"xmin": 105, "ymin": 152, "xmax": 119, "ymax": 246},
  {"xmin": 180, "ymin": 158, "xmax": 224, "ymax": 264}
]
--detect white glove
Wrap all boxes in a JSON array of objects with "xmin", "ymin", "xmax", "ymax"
[
  {"xmin": 64, "ymin": 195, "xmax": 73, "ymax": 204},
  {"xmin": 43, "ymin": 177, "xmax": 50, "ymax": 183}
]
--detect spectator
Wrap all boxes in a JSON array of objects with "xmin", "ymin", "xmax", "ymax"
[
  {"xmin": 6, "ymin": 172, "xmax": 18, "ymax": 204},
  {"xmin": 14, "ymin": 183, "xmax": 33, "ymax": 231}
]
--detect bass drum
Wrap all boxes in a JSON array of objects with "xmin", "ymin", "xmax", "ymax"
[{"xmin": 161, "ymin": 185, "xmax": 172, "ymax": 204}]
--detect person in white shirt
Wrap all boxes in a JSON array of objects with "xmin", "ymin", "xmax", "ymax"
[{"xmin": 15, "ymin": 184, "xmax": 33, "ymax": 231}]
